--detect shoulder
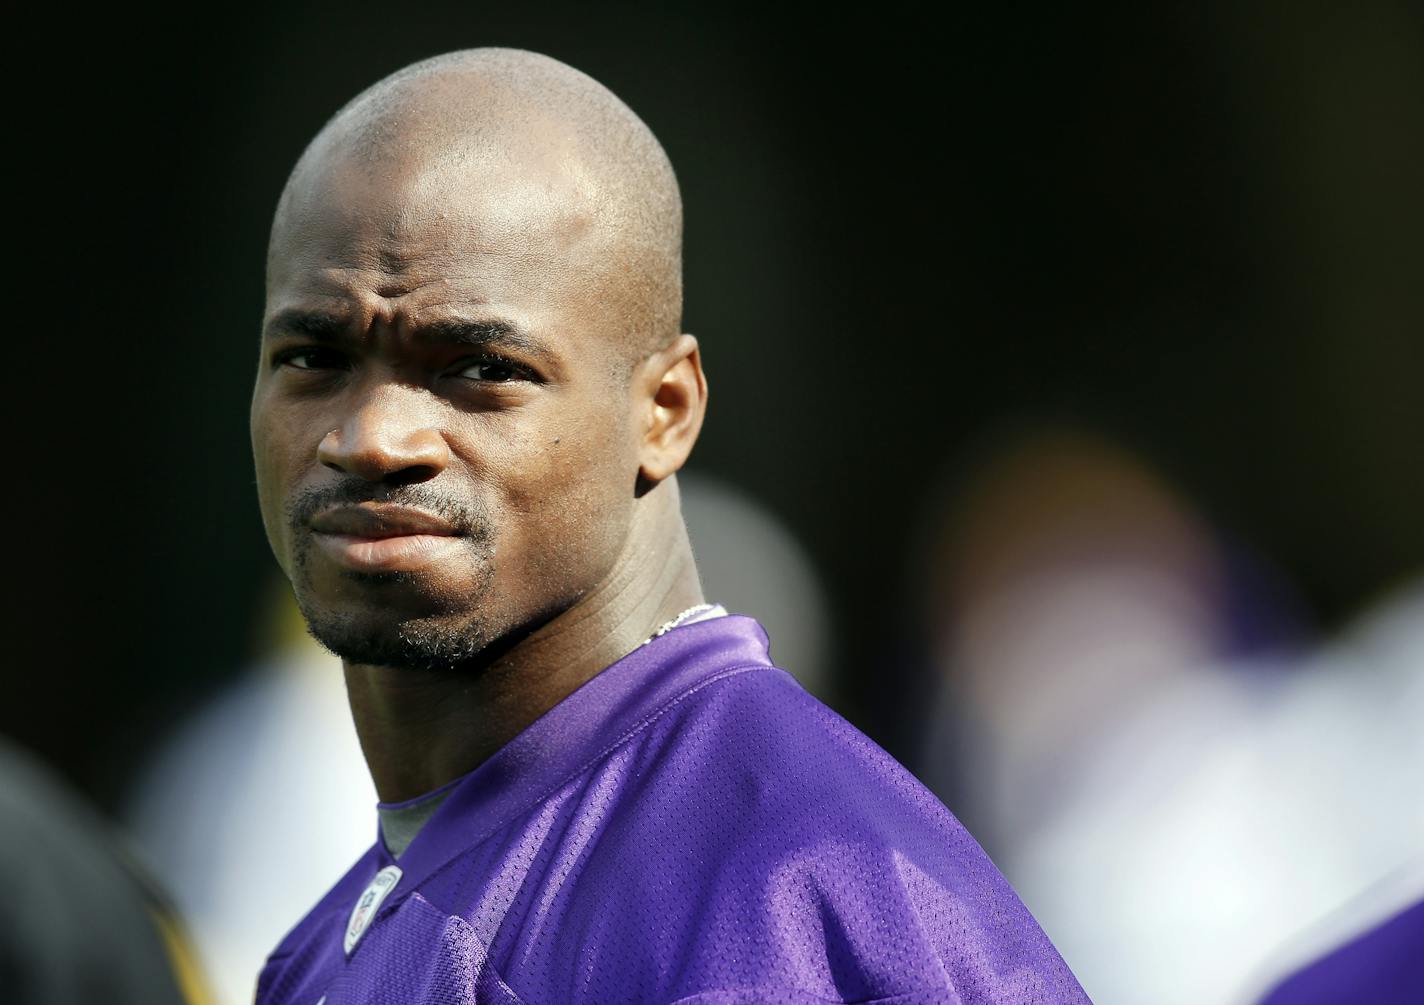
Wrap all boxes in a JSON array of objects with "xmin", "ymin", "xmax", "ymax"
[
  {"xmin": 566, "ymin": 668, "xmax": 1089, "ymax": 1003},
  {"xmin": 634, "ymin": 665, "xmax": 955, "ymax": 844},
  {"xmin": 621, "ymin": 661, "xmax": 1001, "ymax": 885}
]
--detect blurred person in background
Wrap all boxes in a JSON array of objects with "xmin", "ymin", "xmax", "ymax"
[
  {"xmin": 244, "ymin": 48, "xmax": 1088, "ymax": 1004},
  {"xmin": 0, "ymin": 738, "xmax": 212, "ymax": 1005},
  {"xmin": 916, "ymin": 426, "xmax": 1424, "ymax": 1004}
]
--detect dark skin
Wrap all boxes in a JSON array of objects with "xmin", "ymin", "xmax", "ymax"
[{"xmin": 250, "ymin": 79, "xmax": 707, "ymax": 803}]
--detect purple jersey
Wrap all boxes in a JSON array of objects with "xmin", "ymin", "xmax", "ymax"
[{"xmin": 257, "ymin": 615, "xmax": 1089, "ymax": 1004}]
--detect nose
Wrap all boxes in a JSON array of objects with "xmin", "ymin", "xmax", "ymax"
[{"xmin": 317, "ymin": 386, "xmax": 450, "ymax": 485}]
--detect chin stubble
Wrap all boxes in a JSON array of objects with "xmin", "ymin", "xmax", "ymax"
[{"xmin": 286, "ymin": 482, "xmax": 500, "ymax": 672}]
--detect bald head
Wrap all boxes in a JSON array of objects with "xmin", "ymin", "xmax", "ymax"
[
  {"xmin": 270, "ymin": 48, "xmax": 683, "ymax": 361},
  {"xmin": 253, "ymin": 49, "xmax": 708, "ymax": 679}
]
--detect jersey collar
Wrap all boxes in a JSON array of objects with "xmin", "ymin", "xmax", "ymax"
[{"xmin": 370, "ymin": 614, "xmax": 775, "ymax": 904}]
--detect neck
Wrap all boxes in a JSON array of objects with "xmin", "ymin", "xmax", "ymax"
[{"xmin": 343, "ymin": 483, "xmax": 703, "ymax": 803}]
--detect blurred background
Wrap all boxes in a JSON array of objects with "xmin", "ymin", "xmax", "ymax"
[{"xmin": 8, "ymin": 2, "xmax": 1422, "ymax": 1003}]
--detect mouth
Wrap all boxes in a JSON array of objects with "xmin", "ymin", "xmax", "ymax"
[{"xmin": 309, "ymin": 504, "xmax": 467, "ymax": 574}]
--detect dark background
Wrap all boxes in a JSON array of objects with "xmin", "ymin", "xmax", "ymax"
[{"xmin": 11, "ymin": 1, "xmax": 1422, "ymax": 812}]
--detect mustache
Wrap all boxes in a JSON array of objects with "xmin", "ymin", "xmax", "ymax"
[{"xmin": 285, "ymin": 482, "xmax": 493, "ymax": 541}]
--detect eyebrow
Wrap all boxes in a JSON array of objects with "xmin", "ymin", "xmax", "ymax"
[
  {"xmin": 264, "ymin": 309, "xmax": 347, "ymax": 341},
  {"xmin": 263, "ymin": 309, "xmax": 553, "ymax": 361},
  {"xmin": 421, "ymin": 317, "xmax": 552, "ymax": 360}
]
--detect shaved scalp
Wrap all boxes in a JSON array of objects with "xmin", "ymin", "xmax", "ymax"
[{"xmin": 271, "ymin": 48, "xmax": 683, "ymax": 364}]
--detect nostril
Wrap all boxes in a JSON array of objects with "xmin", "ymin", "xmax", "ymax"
[{"xmin": 386, "ymin": 465, "xmax": 440, "ymax": 487}]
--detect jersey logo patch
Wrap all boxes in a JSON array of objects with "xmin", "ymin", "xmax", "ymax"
[{"xmin": 344, "ymin": 865, "xmax": 403, "ymax": 955}]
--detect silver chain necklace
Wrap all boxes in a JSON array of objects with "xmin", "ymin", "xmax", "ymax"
[{"xmin": 644, "ymin": 603, "xmax": 719, "ymax": 645}]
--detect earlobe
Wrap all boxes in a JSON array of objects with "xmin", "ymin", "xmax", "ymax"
[{"xmin": 638, "ymin": 333, "xmax": 707, "ymax": 485}]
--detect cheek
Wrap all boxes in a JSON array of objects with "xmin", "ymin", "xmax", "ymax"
[
  {"xmin": 250, "ymin": 398, "xmax": 312, "ymax": 568},
  {"xmin": 483, "ymin": 405, "xmax": 637, "ymax": 582},
  {"xmin": 522, "ymin": 429, "xmax": 629, "ymax": 524}
]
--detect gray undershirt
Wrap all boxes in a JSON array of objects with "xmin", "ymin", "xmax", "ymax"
[{"xmin": 379, "ymin": 792, "xmax": 452, "ymax": 859}]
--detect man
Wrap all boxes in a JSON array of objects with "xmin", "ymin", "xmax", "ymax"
[{"xmin": 250, "ymin": 48, "xmax": 1089, "ymax": 1004}]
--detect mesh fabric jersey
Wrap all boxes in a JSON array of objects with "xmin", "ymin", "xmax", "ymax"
[{"xmin": 257, "ymin": 615, "xmax": 1089, "ymax": 1005}]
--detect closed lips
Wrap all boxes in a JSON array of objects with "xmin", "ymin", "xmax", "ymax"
[{"xmin": 311, "ymin": 505, "xmax": 462, "ymax": 538}]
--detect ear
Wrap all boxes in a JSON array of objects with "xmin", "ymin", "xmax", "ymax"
[{"xmin": 637, "ymin": 333, "xmax": 708, "ymax": 484}]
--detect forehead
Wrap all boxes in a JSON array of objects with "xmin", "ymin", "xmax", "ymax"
[
  {"xmin": 275, "ymin": 138, "xmax": 597, "ymax": 272},
  {"xmin": 269, "ymin": 131, "xmax": 623, "ymax": 344}
]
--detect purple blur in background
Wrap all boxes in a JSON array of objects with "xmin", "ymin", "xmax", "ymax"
[{"xmin": 1257, "ymin": 900, "xmax": 1423, "ymax": 1005}]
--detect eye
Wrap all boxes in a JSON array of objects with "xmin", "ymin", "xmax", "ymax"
[
  {"xmin": 455, "ymin": 357, "xmax": 522, "ymax": 382},
  {"xmin": 274, "ymin": 347, "xmax": 348, "ymax": 371}
]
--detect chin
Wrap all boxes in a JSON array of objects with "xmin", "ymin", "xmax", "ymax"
[
  {"xmin": 300, "ymin": 601, "xmax": 502, "ymax": 673},
  {"xmin": 291, "ymin": 565, "xmax": 508, "ymax": 672}
]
